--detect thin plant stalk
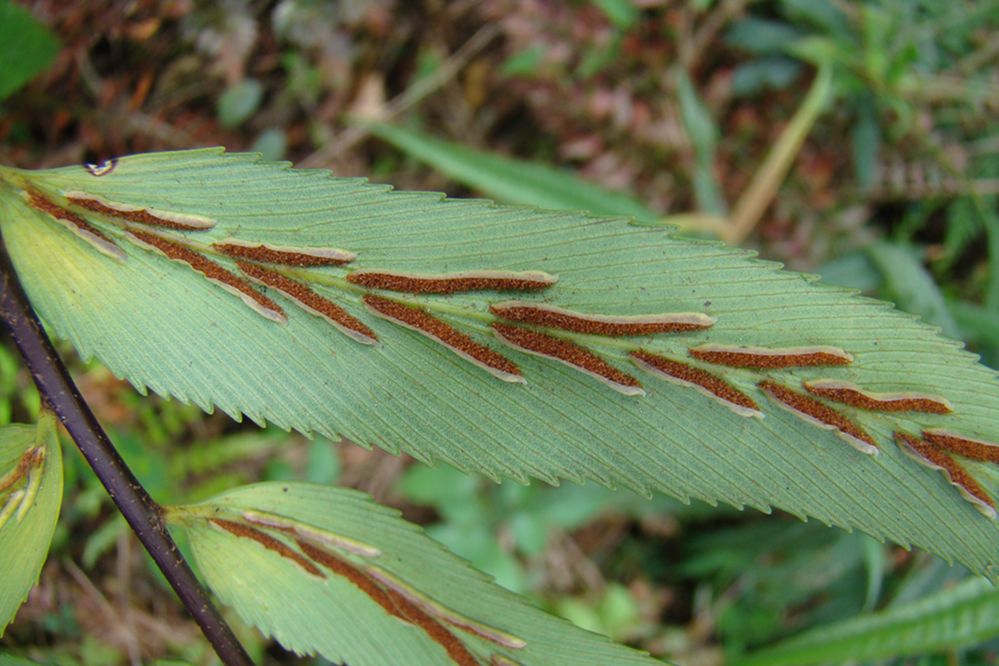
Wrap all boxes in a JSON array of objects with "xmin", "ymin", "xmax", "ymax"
[{"xmin": 0, "ymin": 234, "xmax": 253, "ymax": 666}]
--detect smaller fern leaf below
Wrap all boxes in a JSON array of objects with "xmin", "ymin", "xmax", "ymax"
[{"xmin": 168, "ymin": 483, "xmax": 659, "ymax": 666}]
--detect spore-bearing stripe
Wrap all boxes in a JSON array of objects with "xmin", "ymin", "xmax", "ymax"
[
  {"xmin": 210, "ymin": 518, "xmax": 325, "ymax": 577},
  {"xmin": 895, "ymin": 432, "xmax": 997, "ymax": 519},
  {"xmin": 0, "ymin": 447, "xmax": 44, "ymax": 495},
  {"xmin": 758, "ymin": 380, "xmax": 878, "ymax": 455},
  {"xmin": 491, "ymin": 301, "xmax": 714, "ymax": 337},
  {"xmin": 241, "ymin": 511, "xmax": 381, "ymax": 558},
  {"xmin": 365, "ymin": 567, "xmax": 526, "ymax": 650},
  {"xmin": 923, "ymin": 429, "xmax": 999, "ymax": 463},
  {"xmin": 631, "ymin": 350, "xmax": 760, "ymax": 417},
  {"xmin": 364, "ymin": 295, "xmax": 523, "ymax": 383},
  {"xmin": 492, "ymin": 323, "xmax": 644, "ymax": 396},
  {"xmin": 215, "ymin": 240, "xmax": 355, "ymax": 266},
  {"xmin": 238, "ymin": 261, "xmax": 377, "ymax": 344},
  {"xmin": 690, "ymin": 344, "xmax": 853, "ymax": 369},
  {"xmin": 297, "ymin": 540, "xmax": 478, "ymax": 666},
  {"xmin": 348, "ymin": 270, "xmax": 557, "ymax": 294},
  {"xmin": 23, "ymin": 190, "xmax": 125, "ymax": 260},
  {"xmin": 66, "ymin": 191, "xmax": 215, "ymax": 230},
  {"xmin": 126, "ymin": 230, "xmax": 286, "ymax": 323},
  {"xmin": 804, "ymin": 379, "xmax": 952, "ymax": 414}
]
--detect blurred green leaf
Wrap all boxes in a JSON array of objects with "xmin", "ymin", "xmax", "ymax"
[
  {"xmin": 81, "ymin": 514, "xmax": 126, "ymax": 569},
  {"xmin": 816, "ymin": 251, "xmax": 881, "ymax": 292},
  {"xmin": 866, "ymin": 242, "xmax": 961, "ymax": 340},
  {"xmin": 367, "ymin": 122, "xmax": 660, "ymax": 221},
  {"xmin": 592, "ymin": 0, "xmax": 638, "ymax": 30},
  {"xmin": 780, "ymin": 0, "xmax": 851, "ymax": 37},
  {"xmin": 734, "ymin": 577, "xmax": 999, "ymax": 666},
  {"xmin": 851, "ymin": 97, "xmax": 880, "ymax": 191},
  {"xmin": 501, "ymin": 46, "xmax": 545, "ymax": 77},
  {"xmin": 305, "ymin": 439, "xmax": 339, "ymax": 485},
  {"xmin": 251, "ymin": 128, "xmax": 287, "ymax": 162},
  {"xmin": 0, "ymin": 653, "xmax": 44, "ymax": 666},
  {"xmin": 0, "ymin": 1, "xmax": 60, "ymax": 103},
  {"xmin": 675, "ymin": 68, "xmax": 726, "ymax": 215},
  {"xmin": 217, "ymin": 78, "xmax": 264, "ymax": 129},
  {"xmin": 948, "ymin": 299, "xmax": 999, "ymax": 349},
  {"xmin": 726, "ymin": 18, "xmax": 803, "ymax": 54},
  {"xmin": 731, "ymin": 57, "xmax": 803, "ymax": 97}
]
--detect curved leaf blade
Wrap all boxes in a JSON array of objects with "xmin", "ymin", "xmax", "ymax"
[
  {"xmin": 0, "ymin": 412, "xmax": 63, "ymax": 635},
  {"xmin": 368, "ymin": 122, "xmax": 660, "ymax": 222},
  {"xmin": 734, "ymin": 577, "xmax": 999, "ymax": 666},
  {"xmin": 169, "ymin": 482, "xmax": 658, "ymax": 665},
  {"xmin": 3, "ymin": 149, "xmax": 999, "ymax": 578}
]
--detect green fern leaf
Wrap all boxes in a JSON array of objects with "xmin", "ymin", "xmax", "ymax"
[
  {"xmin": 0, "ymin": 413, "xmax": 63, "ymax": 635},
  {"xmin": 2, "ymin": 149, "xmax": 999, "ymax": 578},
  {"xmin": 169, "ymin": 482, "xmax": 657, "ymax": 665}
]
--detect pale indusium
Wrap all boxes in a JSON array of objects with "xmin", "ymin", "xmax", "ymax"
[
  {"xmin": 65, "ymin": 191, "xmax": 216, "ymax": 230},
  {"xmin": 492, "ymin": 323, "xmax": 644, "ymax": 396},
  {"xmin": 491, "ymin": 301, "xmax": 715, "ymax": 336},
  {"xmin": 22, "ymin": 189, "xmax": 125, "ymax": 261},
  {"xmin": 803, "ymin": 379, "xmax": 952, "ymax": 414},
  {"xmin": 630, "ymin": 350, "xmax": 760, "ymax": 418},
  {"xmin": 894, "ymin": 432, "xmax": 997, "ymax": 519},
  {"xmin": 690, "ymin": 344, "xmax": 854, "ymax": 368},
  {"xmin": 347, "ymin": 269, "xmax": 556, "ymax": 294},
  {"xmin": 363, "ymin": 295, "xmax": 524, "ymax": 383},
  {"xmin": 215, "ymin": 240, "xmax": 356, "ymax": 266},
  {"xmin": 210, "ymin": 518, "xmax": 324, "ymax": 578},
  {"xmin": 296, "ymin": 540, "xmax": 479, "ymax": 666},
  {"xmin": 758, "ymin": 380, "xmax": 879, "ymax": 455},
  {"xmin": 237, "ymin": 261, "xmax": 378, "ymax": 345},
  {"xmin": 125, "ymin": 229, "xmax": 286, "ymax": 323}
]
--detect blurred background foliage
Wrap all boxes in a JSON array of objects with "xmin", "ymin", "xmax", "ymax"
[{"xmin": 1, "ymin": 0, "xmax": 999, "ymax": 664}]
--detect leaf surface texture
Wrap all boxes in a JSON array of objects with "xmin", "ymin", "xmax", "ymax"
[{"xmin": 3, "ymin": 149, "xmax": 999, "ymax": 577}]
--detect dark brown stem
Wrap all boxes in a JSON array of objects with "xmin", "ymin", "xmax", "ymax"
[{"xmin": 0, "ymin": 234, "xmax": 253, "ymax": 666}]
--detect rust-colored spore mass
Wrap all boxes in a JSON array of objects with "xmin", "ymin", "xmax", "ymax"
[
  {"xmin": 297, "ymin": 540, "xmax": 477, "ymax": 666},
  {"xmin": 631, "ymin": 350, "xmax": 758, "ymax": 413},
  {"xmin": 348, "ymin": 271, "xmax": 553, "ymax": 294},
  {"xmin": 215, "ymin": 242, "xmax": 353, "ymax": 266},
  {"xmin": 0, "ymin": 447, "xmax": 42, "ymax": 494},
  {"xmin": 758, "ymin": 380, "xmax": 878, "ymax": 452},
  {"xmin": 490, "ymin": 303, "xmax": 712, "ymax": 336},
  {"xmin": 238, "ymin": 261, "xmax": 378, "ymax": 343},
  {"xmin": 895, "ymin": 432, "xmax": 997, "ymax": 514},
  {"xmin": 492, "ymin": 323, "xmax": 643, "ymax": 395},
  {"xmin": 128, "ymin": 230, "xmax": 284, "ymax": 319},
  {"xmin": 803, "ymin": 381, "xmax": 952, "ymax": 414},
  {"xmin": 26, "ymin": 190, "xmax": 116, "ymax": 243},
  {"xmin": 923, "ymin": 430, "xmax": 999, "ymax": 463},
  {"xmin": 210, "ymin": 518, "xmax": 324, "ymax": 578},
  {"xmin": 364, "ymin": 295, "xmax": 522, "ymax": 380},
  {"xmin": 68, "ymin": 196, "xmax": 206, "ymax": 230},
  {"xmin": 690, "ymin": 345, "xmax": 853, "ymax": 369}
]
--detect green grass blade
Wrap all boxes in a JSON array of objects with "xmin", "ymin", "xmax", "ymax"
[
  {"xmin": 733, "ymin": 577, "xmax": 999, "ymax": 666},
  {"xmin": 367, "ymin": 122, "xmax": 660, "ymax": 221},
  {"xmin": 866, "ymin": 241, "xmax": 961, "ymax": 340},
  {"xmin": 168, "ymin": 482, "xmax": 660, "ymax": 665}
]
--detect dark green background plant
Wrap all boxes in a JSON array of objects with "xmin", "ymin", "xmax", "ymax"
[{"xmin": 2, "ymin": 1, "xmax": 998, "ymax": 665}]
